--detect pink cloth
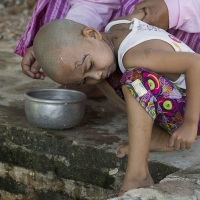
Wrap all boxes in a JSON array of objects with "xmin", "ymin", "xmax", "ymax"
[
  {"xmin": 14, "ymin": 0, "xmax": 200, "ymax": 56},
  {"xmin": 164, "ymin": 0, "xmax": 200, "ymax": 32},
  {"xmin": 65, "ymin": 0, "xmax": 121, "ymax": 31}
]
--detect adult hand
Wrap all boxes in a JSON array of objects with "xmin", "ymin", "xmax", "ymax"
[
  {"xmin": 21, "ymin": 46, "xmax": 45, "ymax": 80},
  {"xmin": 168, "ymin": 122, "xmax": 198, "ymax": 150},
  {"xmin": 111, "ymin": 8, "xmax": 145, "ymax": 30},
  {"xmin": 134, "ymin": 0, "xmax": 169, "ymax": 30}
]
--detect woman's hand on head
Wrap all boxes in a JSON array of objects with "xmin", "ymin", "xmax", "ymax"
[
  {"xmin": 21, "ymin": 46, "xmax": 46, "ymax": 80},
  {"xmin": 134, "ymin": 0, "xmax": 169, "ymax": 30},
  {"xmin": 113, "ymin": 7, "xmax": 145, "ymax": 22},
  {"xmin": 130, "ymin": 8, "xmax": 145, "ymax": 21}
]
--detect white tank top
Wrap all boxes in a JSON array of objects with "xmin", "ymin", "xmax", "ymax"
[{"xmin": 105, "ymin": 18, "xmax": 194, "ymax": 89}]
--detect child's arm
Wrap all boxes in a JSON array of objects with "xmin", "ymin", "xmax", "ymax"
[{"xmin": 123, "ymin": 49, "xmax": 200, "ymax": 150}]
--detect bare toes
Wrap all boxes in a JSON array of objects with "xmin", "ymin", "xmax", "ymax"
[{"xmin": 116, "ymin": 143, "xmax": 128, "ymax": 158}]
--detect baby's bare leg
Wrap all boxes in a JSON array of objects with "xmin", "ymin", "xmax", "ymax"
[
  {"xmin": 96, "ymin": 80, "xmax": 174, "ymax": 159},
  {"xmin": 119, "ymin": 86, "xmax": 154, "ymax": 196},
  {"xmin": 117, "ymin": 124, "xmax": 174, "ymax": 158}
]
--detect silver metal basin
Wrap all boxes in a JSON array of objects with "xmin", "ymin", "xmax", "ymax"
[{"xmin": 24, "ymin": 89, "xmax": 87, "ymax": 129}]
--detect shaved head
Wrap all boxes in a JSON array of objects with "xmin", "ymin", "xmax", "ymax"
[{"xmin": 33, "ymin": 19, "xmax": 87, "ymax": 82}]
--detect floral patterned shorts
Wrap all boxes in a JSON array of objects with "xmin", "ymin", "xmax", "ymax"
[{"xmin": 120, "ymin": 67, "xmax": 200, "ymax": 135}]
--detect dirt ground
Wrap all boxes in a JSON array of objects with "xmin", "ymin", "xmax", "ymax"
[{"xmin": 0, "ymin": 2, "xmax": 33, "ymax": 42}]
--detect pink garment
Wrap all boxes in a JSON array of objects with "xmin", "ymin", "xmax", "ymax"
[
  {"xmin": 14, "ymin": 0, "xmax": 200, "ymax": 56},
  {"xmin": 165, "ymin": 0, "xmax": 200, "ymax": 32},
  {"xmin": 65, "ymin": 0, "xmax": 121, "ymax": 31}
]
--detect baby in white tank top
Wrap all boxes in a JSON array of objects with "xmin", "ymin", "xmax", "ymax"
[
  {"xmin": 33, "ymin": 15, "xmax": 200, "ymax": 197},
  {"xmin": 105, "ymin": 18, "xmax": 194, "ymax": 89}
]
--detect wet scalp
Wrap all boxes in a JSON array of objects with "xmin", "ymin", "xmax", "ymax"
[{"xmin": 33, "ymin": 19, "xmax": 87, "ymax": 80}]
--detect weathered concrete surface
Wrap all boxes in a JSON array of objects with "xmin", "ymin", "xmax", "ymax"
[
  {"xmin": 0, "ymin": 41, "xmax": 200, "ymax": 200},
  {"xmin": 110, "ymin": 163, "xmax": 200, "ymax": 200}
]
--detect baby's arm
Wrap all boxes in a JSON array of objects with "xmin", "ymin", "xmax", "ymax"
[{"xmin": 123, "ymin": 49, "xmax": 200, "ymax": 149}]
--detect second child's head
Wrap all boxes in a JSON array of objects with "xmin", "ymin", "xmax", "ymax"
[{"xmin": 33, "ymin": 19, "xmax": 117, "ymax": 85}]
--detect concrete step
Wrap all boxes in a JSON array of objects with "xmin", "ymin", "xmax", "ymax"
[{"xmin": 0, "ymin": 41, "xmax": 200, "ymax": 200}]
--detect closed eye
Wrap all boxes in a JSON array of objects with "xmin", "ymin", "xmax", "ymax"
[
  {"xmin": 88, "ymin": 61, "xmax": 93, "ymax": 71},
  {"xmin": 79, "ymin": 62, "xmax": 93, "ymax": 85}
]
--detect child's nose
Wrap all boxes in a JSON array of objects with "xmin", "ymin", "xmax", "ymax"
[{"xmin": 94, "ymin": 71, "xmax": 103, "ymax": 80}]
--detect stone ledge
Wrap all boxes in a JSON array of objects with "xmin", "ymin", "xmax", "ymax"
[
  {"xmin": 110, "ymin": 163, "xmax": 200, "ymax": 200},
  {"xmin": 0, "ymin": 104, "xmax": 181, "ymax": 199},
  {"xmin": 1, "ymin": 40, "xmax": 200, "ymax": 199},
  {"xmin": 0, "ymin": 163, "xmax": 114, "ymax": 200}
]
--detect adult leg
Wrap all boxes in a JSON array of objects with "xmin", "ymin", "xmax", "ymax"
[{"xmin": 119, "ymin": 85, "xmax": 154, "ymax": 196}]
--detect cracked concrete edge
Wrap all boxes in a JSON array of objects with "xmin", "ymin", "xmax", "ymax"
[
  {"xmin": 109, "ymin": 163, "xmax": 200, "ymax": 200},
  {"xmin": 0, "ymin": 121, "xmax": 183, "ymax": 199}
]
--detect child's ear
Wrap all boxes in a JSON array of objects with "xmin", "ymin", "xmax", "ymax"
[{"xmin": 82, "ymin": 28, "xmax": 102, "ymax": 40}]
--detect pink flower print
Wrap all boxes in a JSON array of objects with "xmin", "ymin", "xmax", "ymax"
[
  {"xmin": 143, "ymin": 72, "xmax": 161, "ymax": 95},
  {"xmin": 158, "ymin": 97, "xmax": 179, "ymax": 117}
]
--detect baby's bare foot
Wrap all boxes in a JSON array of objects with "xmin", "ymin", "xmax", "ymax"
[
  {"xmin": 118, "ymin": 173, "xmax": 154, "ymax": 196},
  {"xmin": 116, "ymin": 130, "xmax": 175, "ymax": 158},
  {"xmin": 116, "ymin": 142, "xmax": 128, "ymax": 158}
]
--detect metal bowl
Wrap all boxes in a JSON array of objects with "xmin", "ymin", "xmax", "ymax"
[{"xmin": 24, "ymin": 89, "xmax": 87, "ymax": 129}]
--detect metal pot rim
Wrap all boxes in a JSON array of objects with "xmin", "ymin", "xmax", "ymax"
[{"xmin": 24, "ymin": 88, "xmax": 87, "ymax": 104}]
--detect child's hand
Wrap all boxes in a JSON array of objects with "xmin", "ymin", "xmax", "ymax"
[
  {"xmin": 21, "ymin": 46, "xmax": 45, "ymax": 80},
  {"xmin": 168, "ymin": 122, "xmax": 198, "ymax": 150}
]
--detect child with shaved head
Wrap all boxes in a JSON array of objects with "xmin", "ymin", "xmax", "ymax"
[
  {"xmin": 33, "ymin": 15, "xmax": 200, "ymax": 196},
  {"xmin": 34, "ymin": 20, "xmax": 87, "ymax": 82}
]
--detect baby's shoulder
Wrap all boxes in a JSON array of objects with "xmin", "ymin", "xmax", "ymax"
[
  {"xmin": 109, "ymin": 23, "xmax": 130, "ymax": 31},
  {"xmin": 105, "ymin": 18, "xmax": 132, "ymax": 33}
]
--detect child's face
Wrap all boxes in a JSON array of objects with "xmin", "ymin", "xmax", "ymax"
[{"xmin": 56, "ymin": 39, "xmax": 117, "ymax": 85}]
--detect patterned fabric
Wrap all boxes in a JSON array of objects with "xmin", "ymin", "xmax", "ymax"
[
  {"xmin": 120, "ymin": 67, "xmax": 200, "ymax": 135},
  {"xmin": 14, "ymin": 0, "xmax": 200, "ymax": 56},
  {"xmin": 168, "ymin": 29, "xmax": 200, "ymax": 54},
  {"xmin": 15, "ymin": 0, "xmax": 71, "ymax": 56},
  {"xmin": 106, "ymin": 68, "xmax": 124, "ymax": 99}
]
